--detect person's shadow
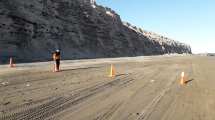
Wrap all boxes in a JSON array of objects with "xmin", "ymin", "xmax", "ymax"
[{"xmin": 61, "ymin": 66, "xmax": 101, "ymax": 72}]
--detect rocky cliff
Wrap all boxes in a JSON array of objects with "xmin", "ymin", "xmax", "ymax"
[{"xmin": 0, "ymin": 0, "xmax": 191, "ymax": 63}]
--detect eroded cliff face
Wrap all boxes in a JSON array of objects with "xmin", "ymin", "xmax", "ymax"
[{"xmin": 0, "ymin": 0, "xmax": 191, "ymax": 63}]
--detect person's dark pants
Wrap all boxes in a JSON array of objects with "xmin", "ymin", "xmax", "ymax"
[{"xmin": 56, "ymin": 59, "xmax": 60, "ymax": 71}]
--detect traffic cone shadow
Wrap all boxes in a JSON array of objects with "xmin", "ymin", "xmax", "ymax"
[{"xmin": 184, "ymin": 79, "xmax": 194, "ymax": 84}]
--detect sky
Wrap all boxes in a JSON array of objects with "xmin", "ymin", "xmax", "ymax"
[{"xmin": 96, "ymin": 0, "xmax": 215, "ymax": 53}]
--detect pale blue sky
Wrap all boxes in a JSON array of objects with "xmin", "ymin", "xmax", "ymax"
[{"xmin": 96, "ymin": 0, "xmax": 215, "ymax": 53}]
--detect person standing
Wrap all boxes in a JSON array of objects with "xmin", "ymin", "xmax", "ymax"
[{"xmin": 53, "ymin": 50, "xmax": 61, "ymax": 72}]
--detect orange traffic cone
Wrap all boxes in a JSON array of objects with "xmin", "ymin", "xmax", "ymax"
[
  {"xmin": 109, "ymin": 64, "xmax": 116, "ymax": 78},
  {"xmin": 9, "ymin": 57, "xmax": 15, "ymax": 68},
  {"xmin": 180, "ymin": 72, "xmax": 185, "ymax": 85}
]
